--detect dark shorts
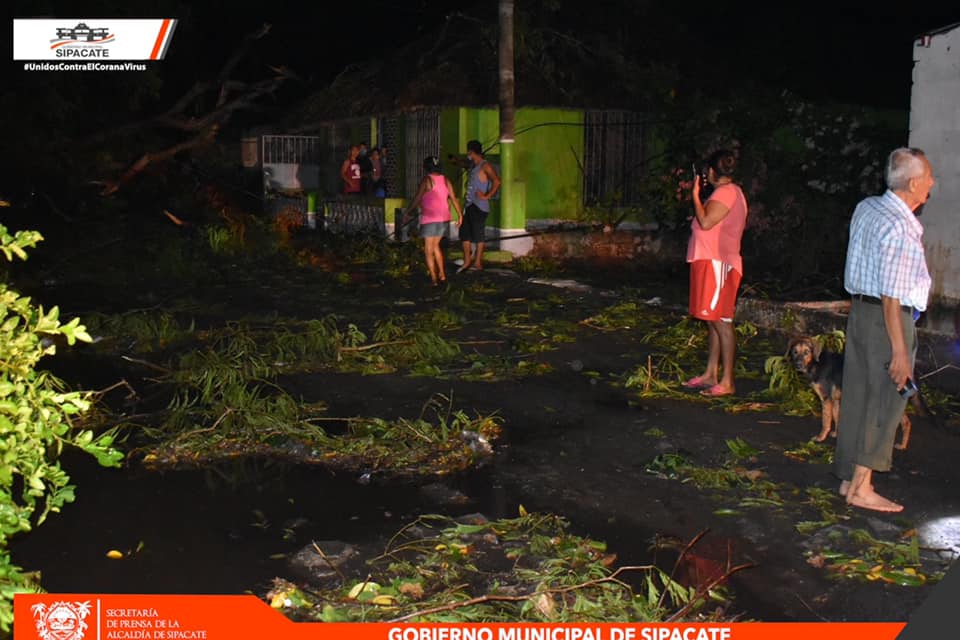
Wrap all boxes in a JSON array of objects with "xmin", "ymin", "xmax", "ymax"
[
  {"xmin": 459, "ymin": 204, "xmax": 488, "ymax": 243},
  {"xmin": 420, "ymin": 222, "xmax": 449, "ymax": 238}
]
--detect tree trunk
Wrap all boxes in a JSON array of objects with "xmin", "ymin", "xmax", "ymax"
[{"xmin": 498, "ymin": 0, "xmax": 515, "ymax": 142}]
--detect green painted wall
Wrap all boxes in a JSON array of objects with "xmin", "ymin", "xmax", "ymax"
[
  {"xmin": 445, "ymin": 107, "xmax": 584, "ymax": 225},
  {"xmin": 514, "ymin": 108, "xmax": 584, "ymax": 221},
  {"xmin": 439, "ymin": 108, "xmax": 502, "ymax": 226},
  {"xmin": 385, "ymin": 107, "xmax": 585, "ymax": 228},
  {"xmin": 438, "ymin": 108, "xmax": 467, "ymax": 220}
]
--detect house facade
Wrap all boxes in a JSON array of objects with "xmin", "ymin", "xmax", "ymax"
[
  {"xmin": 250, "ymin": 105, "xmax": 646, "ymax": 255},
  {"xmin": 909, "ymin": 22, "xmax": 960, "ymax": 304}
]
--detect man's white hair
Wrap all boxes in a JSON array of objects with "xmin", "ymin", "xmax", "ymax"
[{"xmin": 886, "ymin": 147, "xmax": 927, "ymax": 191}]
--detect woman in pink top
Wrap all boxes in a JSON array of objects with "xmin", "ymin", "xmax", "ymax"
[
  {"xmin": 683, "ymin": 149, "xmax": 749, "ymax": 397},
  {"xmin": 403, "ymin": 156, "xmax": 463, "ymax": 286}
]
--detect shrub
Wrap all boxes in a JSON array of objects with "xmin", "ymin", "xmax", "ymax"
[{"xmin": 0, "ymin": 225, "xmax": 123, "ymax": 631}]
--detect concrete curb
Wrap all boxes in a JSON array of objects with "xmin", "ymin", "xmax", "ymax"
[{"xmin": 736, "ymin": 297, "xmax": 960, "ymax": 379}]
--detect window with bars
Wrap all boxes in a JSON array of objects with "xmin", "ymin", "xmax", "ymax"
[
  {"xmin": 261, "ymin": 135, "xmax": 322, "ymax": 193},
  {"xmin": 582, "ymin": 110, "xmax": 646, "ymax": 206},
  {"xmin": 403, "ymin": 108, "xmax": 441, "ymax": 199}
]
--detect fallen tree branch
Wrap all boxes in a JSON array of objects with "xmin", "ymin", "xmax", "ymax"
[
  {"xmin": 338, "ymin": 340, "xmax": 414, "ymax": 354},
  {"xmin": 664, "ymin": 562, "xmax": 755, "ymax": 622},
  {"xmin": 91, "ymin": 379, "xmax": 139, "ymax": 402},
  {"xmin": 388, "ymin": 565, "xmax": 657, "ymax": 623},
  {"xmin": 172, "ymin": 407, "xmax": 234, "ymax": 442},
  {"xmin": 83, "ymin": 24, "xmax": 274, "ymax": 145},
  {"xmin": 121, "ymin": 355, "xmax": 173, "ymax": 375},
  {"xmin": 387, "ymin": 593, "xmax": 530, "ymax": 623},
  {"xmin": 919, "ymin": 364, "xmax": 960, "ymax": 381},
  {"xmin": 311, "ymin": 541, "xmax": 347, "ymax": 582},
  {"xmin": 658, "ymin": 529, "xmax": 709, "ymax": 610},
  {"xmin": 578, "ymin": 318, "xmax": 616, "ymax": 331},
  {"xmin": 90, "ymin": 23, "xmax": 294, "ymax": 195},
  {"xmin": 99, "ymin": 125, "xmax": 220, "ymax": 196}
]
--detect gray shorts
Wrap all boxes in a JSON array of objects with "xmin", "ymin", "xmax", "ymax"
[{"xmin": 420, "ymin": 221, "xmax": 449, "ymax": 238}]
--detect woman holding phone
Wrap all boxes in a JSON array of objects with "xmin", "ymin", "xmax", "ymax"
[{"xmin": 683, "ymin": 149, "xmax": 749, "ymax": 397}]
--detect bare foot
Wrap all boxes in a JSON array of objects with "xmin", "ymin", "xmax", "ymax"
[
  {"xmin": 839, "ymin": 481, "xmax": 875, "ymax": 497},
  {"xmin": 472, "ymin": 264, "xmax": 484, "ymax": 271},
  {"xmin": 847, "ymin": 488, "xmax": 903, "ymax": 512}
]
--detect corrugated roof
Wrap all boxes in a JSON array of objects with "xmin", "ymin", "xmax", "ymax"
[{"xmin": 916, "ymin": 21, "xmax": 960, "ymax": 40}]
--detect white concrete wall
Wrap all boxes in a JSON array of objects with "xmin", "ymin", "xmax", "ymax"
[{"xmin": 910, "ymin": 26, "xmax": 960, "ymax": 304}]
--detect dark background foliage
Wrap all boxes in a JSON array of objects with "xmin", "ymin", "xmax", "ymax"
[{"xmin": 1, "ymin": 1, "xmax": 957, "ymax": 294}]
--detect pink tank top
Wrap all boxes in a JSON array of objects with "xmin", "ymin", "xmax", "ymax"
[
  {"xmin": 419, "ymin": 175, "xmax": 451, "ymax": 224},
  {"xmin": 686, "ymin": 183, "xmax": 748, "ymax": 275}
]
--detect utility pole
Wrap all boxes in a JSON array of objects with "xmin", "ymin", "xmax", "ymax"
[
  {"xmin": 498, "ymin": 0, "xmax": 526, "ymax": 253},
  {"xmin": 498, "ymin": 0, "xmax": 515, "ymax": 142}
]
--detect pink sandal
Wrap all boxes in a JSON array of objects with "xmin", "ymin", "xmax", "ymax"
[
  {"xmin": 700, "ymin": 384, "xmax": 734, "ymax": 397},
  {"xmin": 682, "ymin": 375, "xmax": 711, "ymax": 389}
]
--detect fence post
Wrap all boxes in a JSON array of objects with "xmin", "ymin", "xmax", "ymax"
[
  {"xmin": 306, "ymin": 192, "xmax": 318, "ymax": 230},
  {"xmin": 394, "ymin": 208, "xmax": 404, "ymax": 242}
]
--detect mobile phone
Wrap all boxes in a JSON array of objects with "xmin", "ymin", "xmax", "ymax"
[
  {"xmin": 692, "ymin": 164, "xmax": 706, "ymax": 188},
  {"xmin": 900, "ymin": 378, "xmax": 919, "ymax": 399},
  {"xmin": 884, "ymin": 361, "xmax": 919, "ymax": 398}
]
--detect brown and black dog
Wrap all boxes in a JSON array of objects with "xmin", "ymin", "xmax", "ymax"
[{"xmin": 786, "ymin": 337, "xmax": 913, "ymax": 450}]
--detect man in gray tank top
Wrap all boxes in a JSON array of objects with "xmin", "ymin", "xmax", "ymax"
[{"xmin": 458, "ymin": 140, "xmax": 501, "ymax": 272}]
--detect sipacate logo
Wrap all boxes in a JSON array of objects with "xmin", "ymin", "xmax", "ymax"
[
  {"xmin": 50, "ymin": 23, "xmax": 115, "ymax": 57},
  {"xmin": 30, "ymin": 600, "xmax": 93, "ymax": 640}
]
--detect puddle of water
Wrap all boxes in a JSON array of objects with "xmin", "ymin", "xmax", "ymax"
[
  {"xmin": 9, "ymin": 455, "xmax": 474, "ymax": 596},
  {"xmin": 918, "ymin": 515, "xmax": 960, "ymax": 557},
  {"xmin": 526, "ymin": 278, "xmax": 595, "ymax": 292}
]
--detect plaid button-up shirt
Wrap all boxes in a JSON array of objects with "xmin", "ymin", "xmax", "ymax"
[{"xmin": 844, "ymin": 190, "xmax": 931, "ymax": 311}]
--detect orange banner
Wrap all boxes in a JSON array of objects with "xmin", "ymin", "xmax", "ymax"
[{"xmin": 13, "ymin": 594, "xmax": 906, "ymax": 640}]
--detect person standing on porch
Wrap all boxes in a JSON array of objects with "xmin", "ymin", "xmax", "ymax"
[
  {"xmin": 340, "ymin": 145, "xmax": 361, "ymax": 195},
  {"xmin": 370, "ymin": 147, "xmax": 385, "ymax": 197},
  {"xmin": 458, "ymin": 140, "xmax": 500, "ymax": 272},
  {"xmin": 357, "ymin": 141, "xmax": 374, "ymax": 194}
]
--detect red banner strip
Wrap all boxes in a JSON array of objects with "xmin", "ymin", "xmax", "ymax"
[
  {"xmin": 13, "ymin": 594, "xmax": 907, "ymax": 640},
  {"xmin": 149, "ymin": 19, "xmax": 171, "ymax": 60}
]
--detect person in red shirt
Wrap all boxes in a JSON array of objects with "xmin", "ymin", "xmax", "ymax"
[
  {"xmin": 682, "ymin": 149, "xmax": 749, "ymax": 397},
  {"xmin": 340, "ymin": 146, "xmax": 361, "ymax": 195}
]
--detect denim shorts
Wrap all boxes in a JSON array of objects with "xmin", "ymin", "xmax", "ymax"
[{"xmin": 420, "ymin": 221, "xmax": 449, "ymax": 238}]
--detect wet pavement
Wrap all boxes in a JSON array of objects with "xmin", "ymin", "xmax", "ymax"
[{"xmin": 10, "ymin": 261, "xmax": 960, "ymax": 622}]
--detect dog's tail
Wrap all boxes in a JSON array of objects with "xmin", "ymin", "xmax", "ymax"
[{"xmin": 911, "ymin": 387, "xmax": 952, "ymax": 433}]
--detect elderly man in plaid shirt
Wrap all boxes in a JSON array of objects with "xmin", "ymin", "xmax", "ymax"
[{"xmin": 835, "ymin": 147, "xmax": 934, "ymax": 512}]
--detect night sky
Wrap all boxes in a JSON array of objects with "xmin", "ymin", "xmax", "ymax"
[
  {"xmin": 6, "ymin": 2, "xmax": 960, "ymax": 112},
  {"xmin": 157, "ymin": 2, "xmax": 960, "ymax": 110}
]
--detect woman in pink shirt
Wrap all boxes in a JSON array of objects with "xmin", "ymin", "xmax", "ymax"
[
  {"xmin": 404, "ymin": 156, "xmax": 463, "ymax": 286},
  {"xmin": 683, "ymin": 149, "xmax": 749, "ymax": 397}
]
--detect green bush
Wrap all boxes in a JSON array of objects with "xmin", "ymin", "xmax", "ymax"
[{"xmin": 0, "ymin": 225, "xmax": 123, "ymax": 631}]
